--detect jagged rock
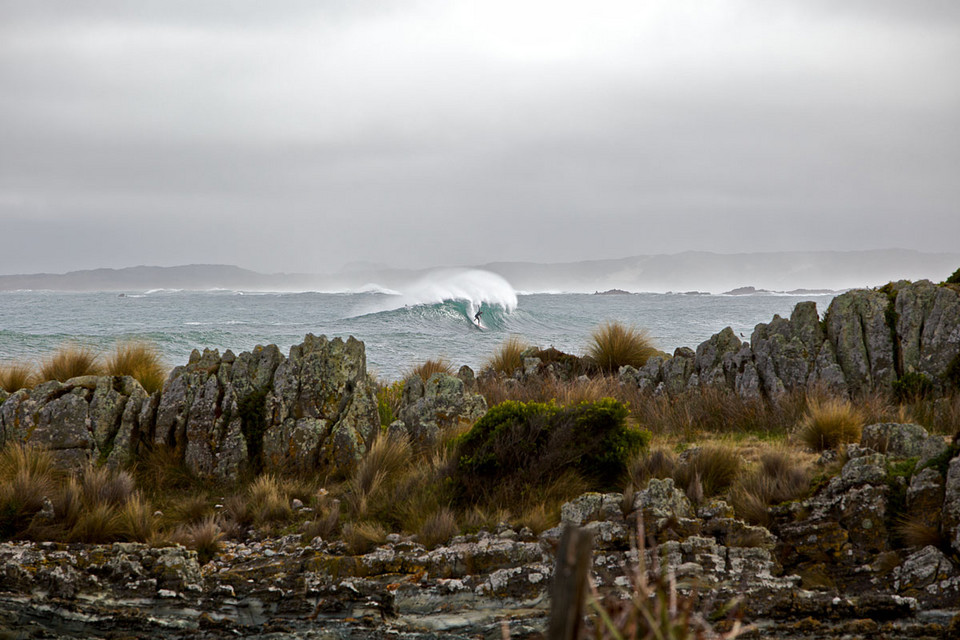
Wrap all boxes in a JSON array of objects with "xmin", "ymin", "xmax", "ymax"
[
  {"xmin": 694, "ymin": 327, "xmax": 742, "ymax": 389},
  {"xmin": 895, "ymin": 279, "xmax": 960, "ymax": 384},
  {"xmin": 0, "ymin": 377, "xmax": 149, "ymax": 469},
  {"xmin": 861, "ymin": 422, "xmax": 941, "ymax": 459},
  {"xmin": 824, "ymin": 289, "xmax": 896, "ymax": 394},
  {"xmin": 893, "ymin": 545, "xmax": 960, "ymax": 607},
  {"xmin": 397, "ymin": 372, "xmax": 487, "ymax": 450},
  {"xmin": 942, "ymin": 456, "xmax": 960, "ymax": 555},
  {"xmin": 560, "ymin": 492, "xmax": 624, "ymax": 527},
  {"xmin": 660, "ymin": 347, "xmax": 695, "ymax": 395},
  {"xmin": 456, "ymin": 365, "xmax": 476, "ymax": 391},
  {"xmin": 752, "ymin": 302, "xmax": 824, "ymax": 398},
  {"xmin": 906, "ymin": 468, "xmax": 946, "ymax": 532},
  {"xmin": 838, "ymin": 452, "xmax": 888, "ymax": 490}
]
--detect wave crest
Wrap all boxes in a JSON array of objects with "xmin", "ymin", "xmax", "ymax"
[{"xmin": 359, "ymin": 269, "xmax": 517, "ymax": 318}]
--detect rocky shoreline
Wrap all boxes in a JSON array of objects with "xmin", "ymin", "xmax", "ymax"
[{"xmin": 2, "ymin": 421, "xmax": 959, "ymax": 639}]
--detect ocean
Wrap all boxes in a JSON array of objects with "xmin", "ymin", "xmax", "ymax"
[{"xmin": 0, "ymin": 270, "xmax": 838, "ymax": 382}]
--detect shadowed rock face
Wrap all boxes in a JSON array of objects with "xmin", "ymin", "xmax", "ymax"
[
  {"xmin": 623, "ymin": 280, "xmax": 960, "ymax": 400},
  {"xmin": 0, "ymin": 335, "xmax": 381, "ymax": 481}
]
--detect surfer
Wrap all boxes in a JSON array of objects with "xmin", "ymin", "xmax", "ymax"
[{"xmin": 474, "ymin": 309, "xmax": 483, "ymax": 326}]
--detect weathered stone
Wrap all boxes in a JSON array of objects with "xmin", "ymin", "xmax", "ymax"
[
  {"xmin": 824, "ymin": 289, "xmax": 896, "ymax": 394},
  {"xmin": 560, "ymin": 493, "xmax": 624, "ymax": 527},
  {"xmin": 942, "ymin": 455, "xmax": 960, "ymax": 555},
  {"xmin": 906, "ymin": 467, "xmax": 945, "ymax": 532},
  {"xmin": 398, "ymin": 373, "xmax": 486, "ymax": 450},
  {"xmin": 895, "ymin": 280, "xmax": 960, "ymax": 384},
  {"xmin": 861, "ymin": 422, "xmax": 935, "ymax": 459},
  {"xmin": 694, "ymin": 327, "xmax": 742, "ymax": 389}
]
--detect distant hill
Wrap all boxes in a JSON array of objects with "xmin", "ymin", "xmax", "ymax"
[{"xmin": 1, "ymin": 250, "xmax": 957, "ymax": 293}]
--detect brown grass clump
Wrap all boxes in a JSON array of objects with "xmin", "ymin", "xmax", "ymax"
[
  {"xmin": 0, "ymin": 362, "xmax": 35, "ymax": 392},
  {"xmin": 673, "ymin": 444, "xmax": 741, "ymax": 500},
  {"xmin": 0, "ymin": 445, "xmax": 60, "ymax": 538},
  {"xmin": 69, "ymin": 503, "xmax": 124, "ymax": 543},
  {"xmin": 246, "ymin": 475, "xmax": 293, "ymax": 526},
  {"xmin": 895, "ymin": 516, "xmax": 944, "ymax": 549},
  {"xmin": 81, "ymin": 466, "xmax": 136, "ymax": 507},
  {"xmin": 627, "ymin": 447, "xmax": 678, "ymax": 489},
  {"xmin": 38, "ymin": 344, "xmax": 102, "ymax": 382},
  {"xmin": 104, "ymin": 341, "xmax": 169, "ymax": 393},
  {"xmin": 342, "ymin": 521, "xmax": 387, "ymax": 555},
  {"xmin": 587, "ymin": 321, "xmax": 658, "ymax": 374},
  {"xmin": 410, "ymin": 358, "xmax": 455, "ymax": 382},
  {"xmin": 348, "ymin": 434, "xmax": 414, "ymax": 521},
  {"xmin": 485, "ymin": 335, "xmax": 529, "ymax": 376},
  {"xmin": 168, "ymin": 495, "xmax": 214, "ymax": 526},
  {"xmin": 730, "ymin": 448, "xmax": 811, "ymax": 526},
  {"xmin": 417, "ymin": 507, "xmax": 459, "ymax": 548},
  {"xmin": 175, "ymin": 516, "xmax": 223, "ymax": 564},
  {"xmin": 798, "ymin": 397, "xmax": 864, "ymax": 452},
  {"xmin": 117, "ymin": 493, "xmax": 158, "ymax": 542}
]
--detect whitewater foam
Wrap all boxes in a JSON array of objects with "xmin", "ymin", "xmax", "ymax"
[{"xmin": 358, "ymin": 269, "xmax": 518, "ymax": 317}]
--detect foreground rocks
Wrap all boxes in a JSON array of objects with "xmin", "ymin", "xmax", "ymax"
[{"xmin": 2, "ymin": 423, "xmax": 959, "ymax": 639}]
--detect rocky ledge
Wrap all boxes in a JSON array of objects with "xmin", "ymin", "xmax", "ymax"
[{"xmin": 3, "ymin": 422, "xmax": 959, "ymax": 639}]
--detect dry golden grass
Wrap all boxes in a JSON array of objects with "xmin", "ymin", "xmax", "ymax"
[
  {"xmin": 342, "ymin": 521, "xmax": 387, "ymax": 555},
  {"xmin": 673, "ymin": 443, "xmax": 742, "ymax": 499},
  {"xmin": 104, "ymin": 341, "xmax": 169, "ymax": 394},
  {"xmin": 69, "ymin": 503, "xmax": 123, "ymax": 543},
  {"xmin": 117, "ymin": 492, "xmax": 158, "ymax": 542},
  {"xmin": 798, "ymin": 397, "xmax": 864, "ymax": 452},
  {"xmin": 247, "ymin": 475, "xmax": 293, "ymax": 525},
  {"xmin": 627, "ymin": 447, "xmax": 678, "ymax": 489},
  {"xmin": 895, "ymin": 517, "xmax": 944, "ymax": 549},
  {"xmin": 81, "ymin": 466, "xmax": 136, "ymax": 508},
  {"xmin": 410, "ymin": 358, "xmax": 455, "ymax": 381},
  {"xmin": 730, "ymin": 447, "xmax": 812, "ymax": 526},
  {"xmin": 38, "ymin": 344, "xmax": 102, "ymax": 382},
  {"xmin": 587, "ymin": 321, "xmax": 658, "ymax": 374},
  {"xmin": 175, "ymin": 516, "xmax": 223, "ymax": 564},
  {"xmin": 485, "ymin": 335, "xmax": 530, "ymax": 376},
  {"xmin": 168, "ymin": 494, "xmax": 214, "ymax": 526},
  {"xmin": 418, "ymin": 507, "xmax": 459, "ymax": 548},
  {"xmin": 0, "ymin": 362, "xmax": 35, "ymax": 392}
]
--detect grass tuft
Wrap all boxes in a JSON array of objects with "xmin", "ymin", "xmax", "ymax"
[
  {"xmin": 673, "ymin": 444, "xmax": 741, "ymax": 499},
  {"xmin": 418, "ymin": 507, "xmax": 459, "ymax": 548},
  {"xmin": 798, "ymin": 397, "xmax": 864, "ymax": 452},
  {"xmin": 730, "ymin": 448, "xmax": 811, "ymax": 526},
  {"xmin": 342, "ymin": 521, "xmax": 387, "ymax": 555},
  {"xmin": 587, "ymin": 321, "xmax": 658, "ymax": 374},
  {"xmin": 485, "ymin": 335, "xmax": 530, "ymax": 376},
  {"xmin": 38, "ymin": 344, "xmax": 102, "ymax": 382},
  {"xmin": 410, "ymin": 358, "xmax": 455, "ymax": 382},
  {"xmin": 0, "ymin": 362, "xmax": 36, "ymax": 393},
  {"xmin": 176, "ymin": 516, "xmax": 223, "ymax": 564},
  {"xmin": 105, "ymin": 341, "xmax": 169, "ymax": 393}
]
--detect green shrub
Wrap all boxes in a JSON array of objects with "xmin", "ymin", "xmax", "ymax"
[
  {"xmin": 945, "ymin": 267, "xmax": 960, "ymax": 285},
  {"xmin": 455, "ymin": 398, "xmax": 649, "ymax": 501},
  {"xmin": 376, "ymin": 380, "xmax": 404, "ymax": 427},
  {"xmin": 892, "ymin": 371, "xmax": 934, "ymax": 402}
]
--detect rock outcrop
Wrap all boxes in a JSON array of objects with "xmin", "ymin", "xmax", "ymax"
[
  {"xmin": 619, "ymin": 280, "xmax": 960, "ymax": 400},
  {"xmin": 0, "ymin": 334, "xmax": 380, "ymax": 481},
  {"xmin": 394, "ymin": 372, "xmax": 487, "ymax": 450}
]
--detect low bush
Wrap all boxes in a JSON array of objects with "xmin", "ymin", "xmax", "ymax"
[
  {"xmin": 892, "ymin": 371, "xmax": 934, "ymax": 402},
  {"xmin": 587, "ymin": 321, "xmax": 658, "ymax": 374},
  {"xmin": 376, "ymin": 379, "xmax": 404, "ymax": 427},
  {"xmin": 455, "ymin": 398, "xmax": 649, "ymax": 503},
  {"xmin": 798, "ymin": 397, "xmax": 864, "ymax": 452}
]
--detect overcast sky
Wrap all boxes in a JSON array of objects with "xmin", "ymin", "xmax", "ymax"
[{"xmin": 1, "ymin": 1, "xmax": 958, "ymax": 275}]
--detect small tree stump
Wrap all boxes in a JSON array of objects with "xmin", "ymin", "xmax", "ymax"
[{"xmin": 548, "ymin": 525, "xmax": 594, "ymax": 640}]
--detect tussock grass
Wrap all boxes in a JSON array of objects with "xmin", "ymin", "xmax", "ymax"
[
  {"xmin": 730, "ymin": 448, "xmax": 811, "ymax": 526},
  {"xmin": 118, "ymin": 492, "xmax": 158, "ymax": 542},
  {"xmin": 105, "ymin": 341, "xmax": 168, "ymax": 393},
  {"xmin": 410, "ymin": 358, "xmax": 455, "ymax": 382},
  {"xmin": 175, "ymin": 516, "xmax": 223, "ymax": 564},
  {"xmin": 69, "ymin": 503, "xmax": 124, "ymax": 543},
  {"xmin": 81, "ymin": 466, "xmax": 136, "ymax": 508},
  {"xmin": 798, "ymin": 397, "xmax": 864, "ymax": 452},
  {"xmin": 895, "ymin": 516, "xmax": 944, "ymax": 549},
  {"xmin": 0, "ymin": 445, "xmax": 59, "ymax": 538},
  {"xmin": 627, "ymin": 447, "xmax": 678, "ymax": 489},
  {"xmin": 418, "ymin": 507, "xmax": 459, "ymax": 548},
  {"xmin": 485, "ymin": 335, "xmax": 529, "ymax": 376},
  {"xmin": 0, "ymin": 362, "xmax": 35, "ymax": 392},
  {"xmin": 38, "ymin": 344, "xmax": 102, "ymax": 382},
  {"xmin": 168, "ymin": 495, "xmax": 214, "ymax": 526},
  {"xmin": 247, "ymin": 475, "xmax": 294, "ymax": 525},
  {"xmin": 342, "ymin": 521, "xmax": 387, "ymax": 555},
  {"xmin": 587, "ymin": 321, "xmax": 658, "ymax": 374},
  {"xmin": 673, "ymin": 444, "xmax": 741, "ymax": 500},
  {"xmin": 478, "ymin": 375, "xmax": 622, "ymax": 407}
]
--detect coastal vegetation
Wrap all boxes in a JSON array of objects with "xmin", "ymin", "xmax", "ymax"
[{"xmin": 586, "ymin": 321, "xmax": 658, "ymax": 373}]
